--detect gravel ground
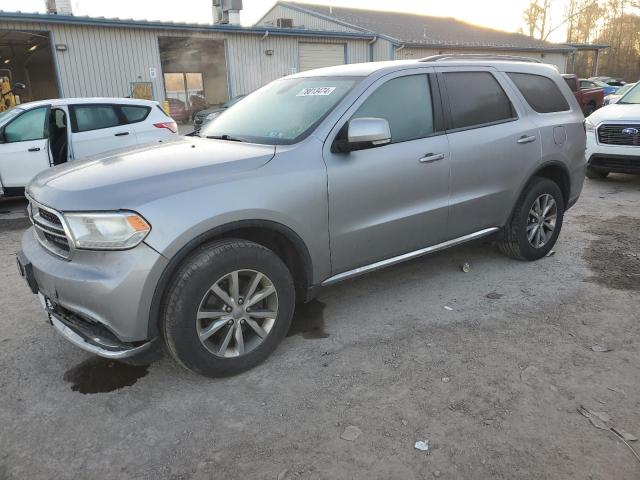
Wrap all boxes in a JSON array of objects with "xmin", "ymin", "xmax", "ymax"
[{"xmin": 0, "ymin": 175, "xmax": 639, "ymax": 480}]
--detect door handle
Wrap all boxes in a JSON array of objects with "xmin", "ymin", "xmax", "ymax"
[
  {"xmin": 419, "ymin": 153, "xmax": 446, "ymax": 164},
  {"xmin": 517, "ymin": 135, "xmax": 537, "ymax": 144},
  {"xmin": 114, "ymin": 132, "xmax": 130, "ymax": 137},
  {"xmin": 28, "ymin": 147, "xmax": 41, "ymax": 152}
]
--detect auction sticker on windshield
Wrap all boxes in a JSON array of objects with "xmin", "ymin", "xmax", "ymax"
[{"xmin": 297, "ymin": 87, "xmax": 336, "ymax": 97}]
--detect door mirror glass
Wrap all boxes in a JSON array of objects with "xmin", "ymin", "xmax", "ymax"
[{"xmin": 335, "ymin": 117, "xmax": 391, "ymax": 153}]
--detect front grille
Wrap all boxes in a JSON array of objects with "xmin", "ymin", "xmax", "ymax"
[
  {"xmin": 28, "ymin": 199, "xmax": 71, "ymax": 259},
  {"xmin": 597, "ymin": 123, "xmax": 640, "ymax": 146}
]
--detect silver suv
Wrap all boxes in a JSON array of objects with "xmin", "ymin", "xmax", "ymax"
[{"xmin": 17, "ymin": 57, "xmax": 586, "ymax": 377}]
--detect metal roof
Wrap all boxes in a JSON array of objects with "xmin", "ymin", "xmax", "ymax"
[
  {"xmin": 0, "ymin": 10, "xmax": 375, "ymax": 40},
  {"xmin": 275, "ymin": 2, "xmax": 576, "ymax": 53}
]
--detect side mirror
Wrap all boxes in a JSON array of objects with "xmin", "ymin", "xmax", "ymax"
[
  {"xmin": 13, "ymin": 83, "xmax": 26, "ymax": 92},
  {"xmin": 0, "ymin": 128, "xmax": 5, "ymax": 144},
  {"xmin": 333, "ymin": 117, "xmax": 391, "ymax": 153}
]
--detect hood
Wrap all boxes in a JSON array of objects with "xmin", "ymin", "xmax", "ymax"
[
  {"xmin": 587, "ymin": 103, "xmax": 640, "ymax": 124},
  {"xmin": 27, "ymin": 137, "xmax": 275, "ymax": 211}
]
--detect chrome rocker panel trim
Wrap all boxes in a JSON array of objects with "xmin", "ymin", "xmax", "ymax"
[{"xmin": 322, "ymin": 227, "xmax": 500, "ymax": 286}]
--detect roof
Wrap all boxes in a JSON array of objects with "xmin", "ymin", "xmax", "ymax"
[
  {"xmin": 274, "ymin": 2, "xmax": 574, "ymax": 53},
  {"xmin": 12, "ymin": 97, "xmax": 160, "ymax": 109},
  {"xmin": 290, "ymin": 58, "xmax": 561, "ymax": 78},
  {"xmin": 0, "ymin": 10, "xmax": 374, "ymax": 40}
]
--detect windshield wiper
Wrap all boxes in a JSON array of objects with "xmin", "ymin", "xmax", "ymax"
[{"xmin": 206, "ymin": 134, "xmax": 245, "ymax": 142}]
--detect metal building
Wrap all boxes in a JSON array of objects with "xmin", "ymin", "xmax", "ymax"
[
  {"xmin": 0, "ymin": 0, "xmax": 579, "ymax": 119},
  {"xmin": 0, "ymin": 8, "xmax": 374, "ymax": 117}
]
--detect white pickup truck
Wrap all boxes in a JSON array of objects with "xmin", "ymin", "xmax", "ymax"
[
  {"xmin": 585, "ymin": 82, "xmax": 640, "ymax": 178},
  {"xmin": 0, "ymin": 97, "xmax": 178, "ymax": 197}
]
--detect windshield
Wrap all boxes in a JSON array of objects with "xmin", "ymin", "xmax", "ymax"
[
  {"xmin": 619, "ymin": 83, "xmax": 640, "ymax": 104},
  {"xmin": 592, "ymin": 79, "xmax": 611, "ymax": 88},
  {"xmin": 614, "ymin": 83, "xmax": 635, "ymax": 97},
  {"xmin": 201, "ymin": 76, "xmax": 361, "ymax": 145},
  {"xmin": 0, "ymin": 107, "xmax": 22, "ymax": 124}
]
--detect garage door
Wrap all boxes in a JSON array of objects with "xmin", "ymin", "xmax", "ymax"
[{"xmin": 299, "ymin": 43, "xmax": 346, "ymax": 72}]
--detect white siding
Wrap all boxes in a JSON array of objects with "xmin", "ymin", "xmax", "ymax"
[
  {"xmin": 371, "ymin": 38, "xmax": 393, "ymax": 61},
  {"xmin": 396, "ymin": 46, "xmax": 567, "ymax": 73},
  {"xmin": 299, "ymin": 42, "xmax": 345, "ymax": 71},
  {"xmin": 258, "ymin": 4, "xmax": 360, "ymax": 32}
]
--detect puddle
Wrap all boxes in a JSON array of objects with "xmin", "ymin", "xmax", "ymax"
[
  {"xmin": 287, "ymin": 299, "xmax": 329, "ymax": 339},
  {"xmin": 63, "ymin": 357, "xmax": 149, "ymax": 394},
  {"xmin": 581, "ymin": 215, "xmax": 640, "ymax": 291}
]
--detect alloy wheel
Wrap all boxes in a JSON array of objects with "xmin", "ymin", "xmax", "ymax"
[
  {"xmin": 196, "ymin": 269, "xmax": 278, "ymax": 358},
  {"xmin": 526, "ymin": 194, "xmax": 557, "ymax": 249}
]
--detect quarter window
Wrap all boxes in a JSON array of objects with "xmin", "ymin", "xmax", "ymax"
[
  {"xmin": 73, "ymin": 105, "xmax": 120, "ymax": 132},
  {"xmin": 443, "ymin": 72, "xmax": 516, "ymax": 130},
  {"xmin": 3, "ymin": 107, "xmax": 48, "ymax": 143},
  {"xmin": 120, "ymin": 105, "xmax": 151, "ymax": 124},
  {"xmin": 507, "ymin": 73, "xmax": 570, "ymax": 113},
  {"xmin": 352, "ymin": 74, "xmax": 434, "ymax": 143}
]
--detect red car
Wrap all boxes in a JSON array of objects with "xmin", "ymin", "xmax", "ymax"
[{"xmin": 562, "ymin": 74, "xmax": 604, "ymax": 116}]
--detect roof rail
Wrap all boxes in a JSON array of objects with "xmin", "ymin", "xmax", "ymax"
[{"xmin": 419, "ymin": 54, "xmax": 543, "ymax": 64}]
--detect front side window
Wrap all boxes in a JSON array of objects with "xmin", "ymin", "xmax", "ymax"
[
  {"xmin": 73, "ymin": 105, "xmax": 120, "ymax": 132},
  {"xmin": 3, "ymin": 107, "xmax": 47, "ymax": 143},
  {"xmin": 443, "ymin": 71, "xmax": 516, "ymax": 130},
  {"xmin": 352, "ymin": 74, "xmax": 434, "ymax": 143},
  {"xmin": 507, "ymin": 72, "xmax": 570, "ymax": 113},
  {"xmin": 201, "ymin": 76, "xmax": 360, "ymax": 145}
]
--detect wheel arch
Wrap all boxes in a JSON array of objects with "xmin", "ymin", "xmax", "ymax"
[
  {"xmin": 147, "ymin": 219, "xmax": 315, "ymax": 339},
  {"xmin": 505, "ymin": 160, "xmax": 571, "ymax": 227}
]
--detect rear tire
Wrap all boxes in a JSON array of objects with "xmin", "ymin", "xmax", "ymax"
[
  {"xmin": 161, "ymin": 239, "xmax": 295, "ymax": 377},
  {"xmin": 499, "ymin": 177, "xmax": 565, "ymax": 261},
  {"xmin": 586, "ymin": 166, "xmax": 609, "ymax": 179}
]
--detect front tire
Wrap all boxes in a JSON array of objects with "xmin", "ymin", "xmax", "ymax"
[
  {"xmin": 586, "ymin": 166, "xmax": 609, "ymax": 179},
  {"xmin": 162, "ymin": 239, "xmax": 295, "ymax": 377},
  {"xmin": 499, "ymin": 177, "xmax": 565, "ymax": 261}
]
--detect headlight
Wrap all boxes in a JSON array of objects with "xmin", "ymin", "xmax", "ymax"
[
  {"xmin": 206, "ymin": 111, "xmax": 221, "ymax": 121},
  {"xmin": 64, "ymin": 212, "xmax": 151, "ymax": 250},
  {"xmin": 584, "ymin": 119, "xmax": 596, "ymax": 134}
]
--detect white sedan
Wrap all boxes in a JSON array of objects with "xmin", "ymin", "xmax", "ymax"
[
  {"xmin": 585, "ymin": 82, "xmax": 640, "ymax": 179},
  {"xmin": 0, "ymin": 98, "xmax": 178, "ymax": 197}
]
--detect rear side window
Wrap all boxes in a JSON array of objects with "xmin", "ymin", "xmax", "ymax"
[
  {"xmin": 119, "ymin": 105, "xmax": 151, "ymax": 124},
  {"xmin": 443, "ymin": 71, "xmax": 516, "ymax": 130},
  {"xmin": 72, "ymin": 105, "xmax": 120, "ymax": 132},
  {"xmin": 353, "ymin": 74, "xmax": 434, "ymax": 143},
  {"xmin": 564, "ymin": 76, "xmax": 577, "ymax": 91},
  {"xmin": 507, "ymin": 73, "xmax": 570, "ymax": 113}
]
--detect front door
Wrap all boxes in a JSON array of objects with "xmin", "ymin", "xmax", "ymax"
[
  {"xmin": 0, "ymin": 106, "xmax": 51, "ymax": 188},
  {"xmin": 323, "ymin": 70, "xmax": 451, "ymax": 275},
  {"xmin": 69, "ymin": 104, "xmax": 137, "ymax": 160}
]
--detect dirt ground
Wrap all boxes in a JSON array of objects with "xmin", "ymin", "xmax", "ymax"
[{"xmin": 0, "ymin": 175, "xmax": 639, "ymax": 480}]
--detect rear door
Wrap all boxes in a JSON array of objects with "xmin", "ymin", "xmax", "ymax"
[
  {"xmin": 323, "ymin": 69, "xmax": 451, "ymax": 274},
  {"xmin": 119, "ymin": 104, "xmax": 158, "ymax": 145},
  {"xmin": 436, "ymin": 67, "xmax": 541, "ymax": 237},
  {"xmin": 69, "ymin": 104, "xmax": 137, "ymax": 160},
  {"xmin": 0, "ymin": 106, "xmax": 51, "ymax": 188}
]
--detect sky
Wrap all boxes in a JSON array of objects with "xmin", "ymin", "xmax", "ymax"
[{"xmin": 0, "ymin": 0, "xmax": 570, "ymax": 43}]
